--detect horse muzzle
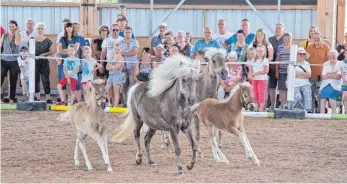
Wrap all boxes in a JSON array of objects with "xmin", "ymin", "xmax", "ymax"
[
  {"xmin": 99, "ymin": 102, "xmax": 107, "ymax": 110},
  {"xmin": 188, "ymin": 97, "xmax": 196, "ymax": 106},
  {"xmin": 246, "ymin": 103, "xmax": 256, "ymax": 112},
  {"xmin": 220, "ymin": 68, "xmax": 228, "ymax": 80}
]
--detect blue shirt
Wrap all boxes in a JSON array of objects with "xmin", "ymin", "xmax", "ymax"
[
  {"xmin": 191, "ymin": 39, "xmax": 221, "ymax": 56},
  {"xmin": 151, "ymin": 35, "xmax": 164, "ymax": 48},
  {"xmin": 63, "ymin": 57, "xmax": 80, "ymax": 80},
  {"xmin": 119, "ymin": 31, "xmax": 135, "ymax": 39},
  {"xmin": 59, "ymin": 36, "xmax": 79, "ymax": 58},
  {"xmin": 224, "ymin": 33, "xmax": 255, "ymax": 45},
  {"xmin": 120, "ymin": 39, "xmax": 139, "ymax": 70}
]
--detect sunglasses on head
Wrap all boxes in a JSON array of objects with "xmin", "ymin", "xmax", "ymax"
[{"xmin": 112, "ymin": 29, "xmax": 119, "ymax": 32}]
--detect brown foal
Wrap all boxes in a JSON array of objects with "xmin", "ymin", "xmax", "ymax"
[{"xmin": 191, "ymin": 82, "xmax": 260, "ymax": 166}]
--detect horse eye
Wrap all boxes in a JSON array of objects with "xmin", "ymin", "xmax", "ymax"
[
  {"xmin": 182, "ymin": 79, "xmax": 186, "ymax": 83},
  {"xmin": 212, "ymin": 60, "xmax": 216, "ymax": 63}
]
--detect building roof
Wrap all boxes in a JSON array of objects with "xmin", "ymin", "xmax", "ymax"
[{"xmin": 119, "ymin": 0, "xmax": 317, "ymax": 5}]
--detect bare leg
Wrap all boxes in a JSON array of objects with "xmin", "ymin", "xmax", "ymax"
[
  {"xmin": 144, "ymin": 128, "xmax": 157, "ymax": 167},
  {"xmin": 344, "ymin": 92, "xmax": 347, "ymax": 114},
  {"xmin": 70, "ymin": 91, "xmax": 76, "ymax": 105},
  {"xmin": 113, "ymin": 85, "xmax": 120, "ymax": 106},
  {"xmin": 320, "ymin": 99, "xmax": 327, "ymax": 114},
  {"xmin": 57, "ymin": 84, "xmax": 66, "ymax": 102},
  {"xmin": 134, "ymin": 121, "xmax": 143, "ymax": 165},
  {"xmin": 169, "ymin": 129, "xmax": 184, "ymax": 174},
  {"xmin": 182, "ymin": 126, "xmax": 197, "ymax": 170},
  {"xmin": 269, "ymin": 88, "xmax": 277, "ymax": 109},
  {"xmin": 329, "ymin": 99, "xmax": 337, "ymax": 114},
  {"xmin": 106, "ymin": 84, "xmax": 112, "ymax": 106},
  {"xmin": 76, "ymin": 131, "xmax": 93, "ymax": 170},
  {"xmin": 280, "ymin": 90, "xmax": 287, "ymax": 106}
]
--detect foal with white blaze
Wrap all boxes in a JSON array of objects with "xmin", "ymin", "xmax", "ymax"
[
  {"xmin": 191, "ymin": 82, "xmax": 260, "ymax": 165},
  {"xmin": 57, "ymin": 79, "xmax": 113, "ymax": 173}
]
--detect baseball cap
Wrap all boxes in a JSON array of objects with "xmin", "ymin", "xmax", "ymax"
[{"xmin": 158, "ymin": 22, "xmax": 167, "ymax": 27}]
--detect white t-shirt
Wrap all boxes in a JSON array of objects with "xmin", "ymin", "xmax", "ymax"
[
  {"xmin": 341, "ymin": 60, "xmax": 347, "ymax": 82},
  {"xmin": 251, "ymin": 59, "xmax": 269, "ymax": 80},
  {"xmin": 213, "ymin": 31, "xmax": 233, "ymax": 47},
  {"xmin": 101, "ymin": 36, "xmax": 124, "ymax": 62},
  {"xmin": 20, "ymin": 30, "xmax": 37, "ymax": 47},
  {"xmin": 294, "ymin": 61, "xmax": 311, "ymax": 87},
  {"xmin": 320, "ymin": 60, "xmax": 343, "ymax": 91},
  {"xmin": 81, "ymin": 58, "xmax": 97, "ymax": 82},
  {"xmin": 17, "ymin": 56, "xmax": 30, "ymax": 80}
]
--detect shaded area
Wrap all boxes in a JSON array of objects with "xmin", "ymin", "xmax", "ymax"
[{"xmin": 1, "ymin": 110, "xmax": 347, "ymax": 183}]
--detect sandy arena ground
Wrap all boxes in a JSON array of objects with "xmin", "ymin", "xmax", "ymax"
[{"xmin": 1, "ymin": 110, "xmax": 347, "ymax": 183}]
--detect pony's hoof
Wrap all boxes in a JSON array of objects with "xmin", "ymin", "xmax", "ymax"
[
  {"xmin": 74, "ymin": 164, "xmax": 80, "ymax": 168},
  {"xmin": 254, "ymin": 159, "xmax": 261, "ymax": 167},
  {"xmin": 149, "ymin": 164, "xmax": 160, "ymax": 168},
  {"xmin": 186, "ymin": 162, "xmax": 195, "ymax": 170}
]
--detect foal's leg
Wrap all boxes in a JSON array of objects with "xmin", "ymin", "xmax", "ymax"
[
  {"xmin": 193, "ymin": 115, "xmax": 203, "ymax": 158},
  {"xmin": 182, "ymin": 127, "xmax": 197, "ymax": 170},
  {"xmin": 169, "ymin": 129, "xmax": 184, "ymax": 174},
  {"xmin": 204, "ymin": 122, "xmax": 227, "ymax": 163},
  {"xmin": 91, "ymin": 132, "xmax": 113, "ymax": 173},
  {"xmin": 76, "ymin": 131, "xmax": 94, "ymax": 170},
  {"xmin": 135, "ymin": 121, "xmax": 143, "ymax": 165},
  {"xmin": 144, "ymin": 128, "xmax": 158, "ymax": 167}
]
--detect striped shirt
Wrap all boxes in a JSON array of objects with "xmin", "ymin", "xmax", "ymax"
[
  {"xmin": 277, "ymin": 44, "xmax": 291, "ymax": 74},
  {"xmin": 120, "ymin": 39, "xmax": 139, "ymax": 70}
]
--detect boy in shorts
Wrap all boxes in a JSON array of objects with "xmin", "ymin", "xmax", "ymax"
[{"xmin": 17, "ymin": 46, "xmax": 30, "ymax": 102}]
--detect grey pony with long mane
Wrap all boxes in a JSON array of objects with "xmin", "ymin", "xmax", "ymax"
[
  {"xmin": 194, "ymin": 47, "xmax": 228, "ymax": 156},
  {"xmin": 111, "ymin": 54, "xmax": 200, "ymax": 174}
]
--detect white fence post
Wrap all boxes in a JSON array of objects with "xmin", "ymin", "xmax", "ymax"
[
  {"xmin": 286, "ymin": 44, "xmax": 298, "ymax": 110},
  {"xmin": 28, "ymin": 39, "xmax": 36, "ymax": 102}
]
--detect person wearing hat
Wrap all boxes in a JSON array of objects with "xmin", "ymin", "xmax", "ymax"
[
  {"xmin": 17, "ymin": 46, "xmax": 30, "ymax": 102},
  {"xmin": 150, "ymin": 22, "xmax": 167, "ymax": 54},
  {"xmin": 293, "ymin": 47, "xmax": 312, "ymax": 112}
]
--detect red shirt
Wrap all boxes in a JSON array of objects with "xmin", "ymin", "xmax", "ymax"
[{"xmin": 0, "ymin": 26, "xmax": 5, "ymax": 36}]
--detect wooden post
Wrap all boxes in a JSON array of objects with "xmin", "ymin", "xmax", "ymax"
[
  {"xmin": 80, "ymin": 0, "xmax": 98, "ymax": 37},
  {"xmin": 337, "ymin": 0, "xmax": 346, "ymax": 44},
  {"xmin": 317, "ymin": 0, "xmax": 338, "ymax": 48}
]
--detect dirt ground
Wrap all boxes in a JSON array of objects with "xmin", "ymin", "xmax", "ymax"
[{"xmin": 1, "ymin": 110, "xmax": 347, "ymax": 183}]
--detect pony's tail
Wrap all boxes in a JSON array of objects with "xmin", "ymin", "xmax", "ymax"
[
  {"xmin": 56, "ymin": 110, "xmax": 71, "ymax": 123},
  {"xmin": 190, "ymin": 102, "xmax": 200, "ymax": 114},
  {"xmin": 111, "ymin": 83, "xmax": 140, "ymax": 143}
]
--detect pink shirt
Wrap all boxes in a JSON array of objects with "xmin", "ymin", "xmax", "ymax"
[{"xmin": 225, "ymin": 65, "xmax": 242, "ymax": 86}]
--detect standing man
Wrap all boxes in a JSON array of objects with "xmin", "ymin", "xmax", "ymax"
[
  {"xmin": 306, "ymin": 32, "xmax": 330, "ymax": 112},
  {"xmin": 223, "ymin": 19, "xmax": 255, "ymax": 49},
  {"xmin": 151, "ymin": 22, "xmax": 167, "ymax": 53},
  {"xmin": 100, "ymin": 24, "xmax": 124, "ymax": 79},
  {"xmin": 20, "ymin": 18, "xmax": 36, "ymax": 47},
  {"xmin": 0, "ymin": 20, "xmax": 22, "ymax": 103},
  {"xmin": 120, "ymin": 26, "xmax": 139, "ymax": 105},
  {"xmin": 213, "ymin": 19, "xmax": 233, "ymax": 47},
  {"xmin": 267, "ymin": 23, "xmax": 285, "ymax": 111},
  {"xmin": 191, "ymin": 27, "xmax": 220, "ymax": 59}
]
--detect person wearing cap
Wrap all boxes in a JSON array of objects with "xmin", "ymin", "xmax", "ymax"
[
  {"xmin": 319, "ymin": 50, "xmax": 343, "ymax": 114},
  {"xmin": 17, "ymin": 46, "xmax": 31, "ymax": 102},
  {"xmin": 306, "ymin": 32, "xmax": 330, "ymax": 111},
  {"xmin": 293, "ymin": 47, "xmax": 312, "ymax": 112},
  {"xmin": 0, "ymin": 20, "xmax": 22, "ymax": 103},
  {"xmin": 191, "ymin": 27, "xmax": 220, "ymax": 59},
  {"xmin": 117, "ymin": 16, "xmax": 135, "ymax": 39},
  {"xmin": 151, "ymin": 22, "xmax": 167, "ymax": 53}
]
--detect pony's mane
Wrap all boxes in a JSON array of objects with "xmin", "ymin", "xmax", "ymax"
[
  {"xmin": 147, "ymin": 54, "xmax": 200, "ymax": 97},
  {"xmin": 222, "ymin": 82, "xmax": 252, "ymax": 102},
  {"xmin": 204, "ymin": 47, "xmax": 226, "ymax": 60}
]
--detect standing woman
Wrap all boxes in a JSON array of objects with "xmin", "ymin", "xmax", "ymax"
[
  {"xmin": 301, "ymin": 26, "xmax": 319, "ymax": 49},
  {"xmin": 252, "ymin": 28, "xmax": 273, "ymax": 61},
  {"xmin": 34, "ymin": 22, "xmax": 53, "ymax": 103},
  {"xmin": 92, "ymin": 25, "xmax": 109, "ymax": 76},
  {"xmin": 276, "ymin": 32, "xmax": 294, "ymax": 109},
  {"xmin": 0, "ymin": 20, "xmax": 22, "ymax": 103},
  {"xmin": 174, "ymin": 31, "xmax": 191, "ymax": 56}
]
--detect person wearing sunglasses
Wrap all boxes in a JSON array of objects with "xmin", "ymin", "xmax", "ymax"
[{"xmin": 100, "ymin": 24, "xmax": 124, "ymax": 79}]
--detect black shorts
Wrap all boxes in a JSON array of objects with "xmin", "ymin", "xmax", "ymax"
[{"xmin": 278, "ymin": 73, "xmax": 287, "ymax": 90}]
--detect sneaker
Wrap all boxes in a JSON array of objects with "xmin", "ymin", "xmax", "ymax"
[
  {"xmin": 56, "ymin": 101, "xmax": 66, "ymax": 105},
  {"xmin": 2, "ymin": 98, "xmax": 10, "ymax": 103},
  {"xmin": 11, "ymin": 98, "xmax": 18, "ymax": 103},
  {"xmin": 56, "ymin": 98, "xmax": 61, "ymax": 103},
  {"xmin": 46, "ymin": 99, "xmax": 53, "ymax": 104}
]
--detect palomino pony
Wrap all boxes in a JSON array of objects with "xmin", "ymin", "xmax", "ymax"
[
  {"xmin": 191, "ymin": 82, "xmax": 260, "ymax": 166},
  {"xmin": 111, "ymin": 54, "xmax": 200, "ymax": 174},
  {"xmin": 57, "ymin": 79, "xmax": 113, "ymax": 173}
]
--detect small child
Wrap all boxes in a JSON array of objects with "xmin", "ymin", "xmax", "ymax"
[
  {"xmin": 81, "ymin": 46, "xmax": 103, "ymax": 100},
  {"xmin": 217, "ymin": 51, "xmax": 242, "ymax": 100},
  {"xmin": 245, "ymin": 47, "xmax": 256, "ymax": 82},
  {"xmin": 117, "ymin": 5, "xmax": 129, "ymax": 21},
  {"xmin": 249, "ymin": 45, "xmax": 269, "ymax": 112},
  {"xmin": 17, "ymin": 46, "xmax": 30, "ymax": 102},
  {"xmin": 341, "ymin": 51, "xmax": 347, "ymax": 114},
  {"xmin": 106, "ymin": 43, "xmax": 125, "ymax": 107},
  {"xmin": 56, "ymin": 44, "xmax": 81, "ymax": 105}
]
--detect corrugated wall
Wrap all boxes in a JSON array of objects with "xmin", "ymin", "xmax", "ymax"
[
  {"xmin": 99, "ymin": 8, "xmax": 317, "ymax": 39},
  {"xmin": 0, "ymin": 6, "xmax": 80, "ymax": 34},
  {"xmin": 0, "ymin": 6, "xmax": 316, "ymax": 39}
]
